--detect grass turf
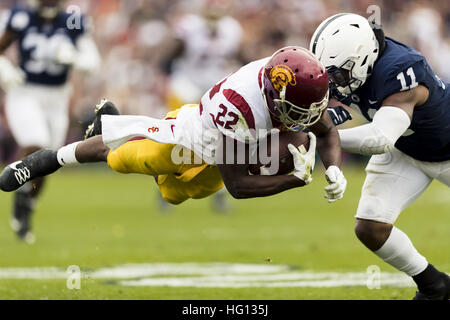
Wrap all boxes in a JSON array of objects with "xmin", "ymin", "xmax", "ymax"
[{"xmin": 0, "ymin": 165, "xmax": 448, "ymax": 300}]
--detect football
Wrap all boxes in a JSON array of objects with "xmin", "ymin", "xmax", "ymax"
[{"xmin": 249, "ymin": 131, "xmax": 310, "ymax": 175}]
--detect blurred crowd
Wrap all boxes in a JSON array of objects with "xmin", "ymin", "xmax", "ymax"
[{"xmin": 0, "ymin": 0, "xmax": 449, "ymax": 163}]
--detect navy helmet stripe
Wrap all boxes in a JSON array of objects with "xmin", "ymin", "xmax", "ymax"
[{"xmin": 311, "ymin": 13, "xmax": 350, "ymax": 54}]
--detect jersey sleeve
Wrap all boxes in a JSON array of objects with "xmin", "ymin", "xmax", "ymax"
[
  {"xmin": 5, "ymin": 8, "xmax": 30, "ymax": 34},
  {"xmin": 378, "ymin": 59, "xmax": 427, "ymax": 102}
]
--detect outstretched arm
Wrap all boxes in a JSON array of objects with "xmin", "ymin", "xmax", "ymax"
[
  {"xmin": 311, "ymin": 109, "xmax": 342, "ymax": 169},
  {"xmin": 0, "ymin": 29, "xmax": 24, "ymax": 90},
  {"xmin": 310, "ymin": 111, "xmax": 347, "ymax": 203},
  {"xmin": 219, "ymin": 163, "xmax": 306, "ymax": 199},
  {"xmin": 0, "ymin": 29, "xmax": 17, "ymax": 53},
  {"xmin": 217, "ymin": 135, "xmax": 313, "ymax": 199},
  {"xmin": 338, "ymin": 85, "xmax": 429, "ymax": 155}
]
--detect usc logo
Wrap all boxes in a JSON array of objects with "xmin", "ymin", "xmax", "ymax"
[
  {"xmin": 270, "ymin": 65, "xmax": 297, "ymax": 92},
  {"xmin": 148, "ymin": 127, "xmax": 159, "ymax": 133}
]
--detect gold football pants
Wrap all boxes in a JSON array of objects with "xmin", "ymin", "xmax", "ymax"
[{"xmin": 106, "ymin": 107, "xmax": 224, "ymax": 205}]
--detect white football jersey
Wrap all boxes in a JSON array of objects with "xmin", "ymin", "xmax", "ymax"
[{"xmin": 176, "ymin": 58, "xmax": 274, "ymax": 164}]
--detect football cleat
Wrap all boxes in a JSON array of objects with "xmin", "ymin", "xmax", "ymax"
[
  {"xmin": 0, "ymin": 150, "xmax": 61, "ymax": 192},
  {"xmin": 84, "ymin": 99, "xmax": 120, "ymax": 140},
  {"xmin": 413, "ymin": 273, "xmax": 450, "ymax": 300}
]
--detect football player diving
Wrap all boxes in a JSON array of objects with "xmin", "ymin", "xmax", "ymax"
[
  {"xmin": 0, "ymin": 0, "xmax": 101, "ymax": 243},
  {"xmin": 0, "ymin": 47, "xmax": 347, "ymax": 216},
  {"xmin": 312, "ymin": 13, "xmax": 450, "ymax": 300}
]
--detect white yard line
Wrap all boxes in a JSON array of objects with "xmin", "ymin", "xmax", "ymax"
[{"xmin": 0, "ymin": 262, "xmax": 429, "ymax": 288}]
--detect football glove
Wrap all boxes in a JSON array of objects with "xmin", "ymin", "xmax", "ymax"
[
  {"xmin": 288, "ymin": 132, "xmax": 316, "ymax": 185},
  {"xmin": 324, "ymin": 166, "xmax": 347, "ymax": 203},
  {"xmin": 55, "ymin": 41, "xmax": 78, "ymax": 66},
  {"xmin": 0, "ymin": 56, "xmax": 25, "ymax": 90},
  {"xmin": 327, "ymin": 106, "xmax": 352, "ymax": 126}
]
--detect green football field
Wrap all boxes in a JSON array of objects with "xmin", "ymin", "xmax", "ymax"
[{"xmin": 0, "ymin": 165, "xmax": 448, "ymax": 300}]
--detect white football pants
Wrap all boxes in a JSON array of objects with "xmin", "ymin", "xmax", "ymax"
[
  {"xmin": 5, "ymin": 83, "xmax": 72, "ymax": 150},
  {"xmin": 356, "ymin": 148, "xmax": 450, "ymax": 224}
]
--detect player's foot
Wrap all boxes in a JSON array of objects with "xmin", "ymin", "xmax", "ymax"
[
  {"xmin": 10, "ymin": 189, "xmax": 36, "ymax": 245},
  {"xmin": 0, "ymin": 150, "xmax": 61, "ymax": 192},
  {"xmin": 211, "ymin": 189, "xmax": 230, "ymax": 214},
  {"xmin": 84, "ymin": 99, "xmax": 120, "ymax": 140},
  {"xmin": 157, "ymin": 190, "xmax": 173, "ymax": 213},
  {"xmin": 10, "ymin": 219, "xmax": 36, "ymax": 244},
  {"xmin": 413, "ymin": 272, "xmax": 450, "ymax": 300}
]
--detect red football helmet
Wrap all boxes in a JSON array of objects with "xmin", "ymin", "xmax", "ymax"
[{"xmin": 261, "ymin": 46, "xmax": 330, "ymax": 131}]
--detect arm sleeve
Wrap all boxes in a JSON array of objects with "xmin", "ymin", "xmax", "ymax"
[{"xmin": 338, "ymin": 106, "xmax": 411, "ymax": 155}]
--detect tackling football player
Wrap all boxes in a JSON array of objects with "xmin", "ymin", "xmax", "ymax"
[
  {"xmin": 0, "ymin": 47, "xmax": 347, "ymax": 213},
  {"xmin": 0, "ymin": 0, "xmax": 100, "ymax": 243},
  {"xmin": 311, "ymin": 13, "xmax": 450, "ymax": 300}
]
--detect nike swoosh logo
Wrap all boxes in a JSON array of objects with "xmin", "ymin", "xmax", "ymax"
[
  {"xmin": 9, "ymin": 161, "xmax": 22, "ymax": 171},
  {"xmin": 171, "ymin": 125, "xmax": 176, "ymax": 138},
  {"xmin": 368, "ymin": 100, "xmax": 378, "ymax": 104}
]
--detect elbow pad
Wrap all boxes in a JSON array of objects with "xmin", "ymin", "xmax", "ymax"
[{"xmin": 339, "ymin": 107, "xmax": 411, "ymax": 155}]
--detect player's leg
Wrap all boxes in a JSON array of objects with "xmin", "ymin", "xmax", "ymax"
[
  {"xmin": 0, "ymin": 136, "xmax": 110, "ymax": 193},
  {"xmin": 434, "ymin": 159, "xmax": 450, "ymax": 187},
  {"xmin": 158, "ymin": 165, "xmax": 224, "ymax": 205},
  {"xmin": 211, "ymin": 187, "xmax": 230, "ymax": 213},
  {"xmin": 409, "ymin": 157, "xmax": 450, "ymax": 300},
  {"xmin": 10, "ymin": 145, "xmax": 45, "ymax": 243},
  {"xmin": 0, "ymin": 97, "xmax": 119, "ymax": 192},
  {"xmin": 13, "ymin": 85, "xmax": 71, "ymax": 241},
  {"xmin": 354, "ymin": 149, "xmax": 449, "ymax": 300},
  {"xmin": 106, "ymin": 136, "xmax": 224, "ymax": 205},
  {"xmin": 4, "ymin": 85, "xmax": 52, "ymax": 242}
]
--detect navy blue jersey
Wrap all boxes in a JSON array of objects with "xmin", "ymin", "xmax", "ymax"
[
  {"xmin": 6, "ymin": 6, "xmax": 85, "ymax": 86},
  {"xmin": 339, "ymin": 37, "xmax": 450, "ymax": 162}
]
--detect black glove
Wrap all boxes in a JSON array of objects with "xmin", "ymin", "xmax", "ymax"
[{"xmin": 327, "ymin": 106, "xmax": 352, "ymax": 126}]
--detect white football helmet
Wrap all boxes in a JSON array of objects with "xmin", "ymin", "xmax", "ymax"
[{"xmin": 310, "ymin": 13, "xmax": 380, "ymax": 99}]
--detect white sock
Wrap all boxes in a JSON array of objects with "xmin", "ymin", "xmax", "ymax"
[
  {"xmin": 57, "ymin": 142, "xmax": 81, "ymax": 166},
  {"xmin": 375, "ymin": 226, "xmax": 428, "ymax": 277}
]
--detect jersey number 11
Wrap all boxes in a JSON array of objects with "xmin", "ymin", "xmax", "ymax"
[{"xmin": 396, "ymin": 67, "xmax": 419, "ymax": 92}]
